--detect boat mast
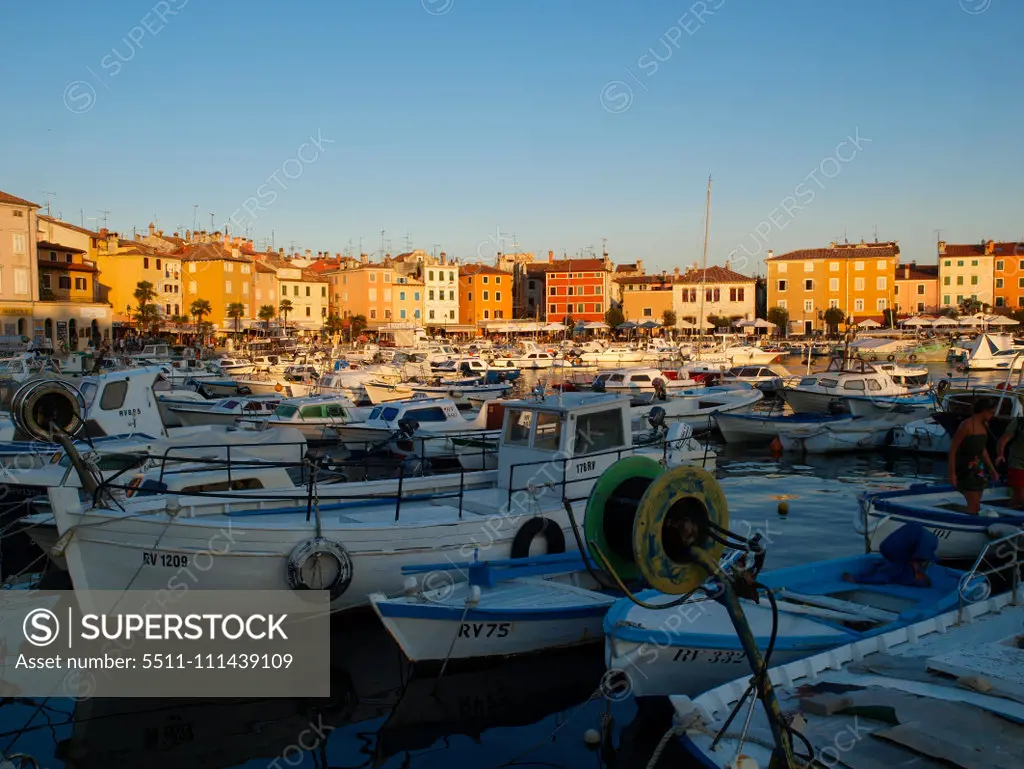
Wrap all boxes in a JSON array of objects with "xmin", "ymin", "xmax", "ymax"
[{"xmin": 698, "ymin": 175, "xmax": 712, "ymax": 356}]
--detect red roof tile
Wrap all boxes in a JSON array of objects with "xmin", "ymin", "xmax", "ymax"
[
  {"xmin": 177, "ymin": 243, "xmax": 252, "ymax": 263},
  {"xmin": 0, "ymin": 190, "xmax": 39, "ymax": 208},
  {"xmin": 770, "ymin": 243, "xmax": 900, "ymax": 261},
  {"xmin": 617, "ymin": 266, "xmax": 753, "ymax": 285},
  {"xmin": 37, "ymin": 240, "xmax": 85, "ymax": 254},
  {"xmin": 460, "ymin": 264, "xmax": 508, "ymax": 276},
  {"xmin": 897, "ymin": 264, "xmax": 939, "ymax": 281},
  {"xmin": 942, "ymin": 242, "xmax": 1024, "ymax": 258}
]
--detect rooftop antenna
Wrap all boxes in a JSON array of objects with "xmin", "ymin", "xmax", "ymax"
[
  {"xmin": 843, "ymin": 228, "xmax": 848, "ymax": 245},
  {"xmin": 38, "ymin": 191, "xmax": 55, "ymax": 217},
  {"xmin": 380, "ymin": 229, "xmax": 386, "ymax": 257},
  {"xmin": 209, "ymin": 212, "xmax": 215, "ymax": 233},
  {"xmin": 98, "ymin": 210, "xmax": 110, "ymax": 229},
  {"xmin": 192, "ymin": 204, "xmax": 199, "ymax": 232},
  {"xmin": 698, "ymin": 175, "xmax": 712, "ymax": 352},
  {"xmin": 432, "ymin": 243, "xmax": 441, "ymax": 260},
  {"xmin": 601, "ymin": 237, "xmax": 608, "ymax": 257},
  {"xmin": 404, "ymin": 231, "xmax": 413, "ymax": 252},
  {"xmin": 934, "ymin": 229, "xmax": 943, "ymax": 244},
  {"xmin": 79, "ymin": 209, "xmax": 84, "ymax": 228},
  {"xmin": 872, "ymin": 224, "xmax": 879, "ymax": 243},
  {"xmin": 271, "ymin": 229, "xmax": 275, "ymax": 250}
]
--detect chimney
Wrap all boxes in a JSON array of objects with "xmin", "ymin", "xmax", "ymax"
[
  {"xmin": 305, "ymin": 249, "xmax": 311, "ymax": 258},
  {"xmin": 157, "ymin": 229, "xmax": 164, "ymax": 237},
  {"xmin": 107, "ymin": 233, "xmax": 119, "ymax": 253},
  {"xmin": 231, "ymin": 247, "xmax": 241, "ymax": 258},
  {"xmin": 767, "ymin": 249, "xmax": 773, "ymax": 260},
  {"xmin": 360, "ymin": 253, "xmax": 369, "ymax": 265},
  {"xmin": 673, "ymin": 267, "xmax": 680, "ymax": 278},
  {"xmin": 548, "ymin": 250, "xmax": 554, "ymax": 263},
  {"xmin": 99, "ymin": 227, "xmax": 109, "ymax": 238},
  {"xmin": 985, "ymin": 239, "xmax": 995, "ymax": 256},
  {"xmin": 279, "ymin": 247, "xmax": 285, "ymax": 255},
  {"xmin": 440, "ymin": 251, "xmax": 447, "ymax": 265},
  {"xmin": 903, "ymin": 264, "xmax": 909, "ymax": 279},
  {"xmin": 636, "ymin": 259, "xmax": 643, "ymax": 273},
  {"xmin": 937, "ymin": 240, "xmax": 946, "ymax": 255},
  {"xmin": 148, "ymin": 222, "xmax": 155, "ymax": 235}
]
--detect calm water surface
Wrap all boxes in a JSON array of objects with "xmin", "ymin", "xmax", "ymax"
[{"xmin": 2, "ymin": 440, "xmax": 953, "ymax": 769}]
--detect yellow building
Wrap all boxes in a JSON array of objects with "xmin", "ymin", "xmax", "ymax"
[
  {"xmin": 0, "ymin": 190, "xmax": 39, "ymax": 337},
  {"xmin": 95, "ymin": 233, "xmax": 183, "ymax": 326},
  {"xmin": 261, "ymin": 257, "xmax": 329, "ymax": 331},
  {"xmin": 393, "ymin": 275, "xmax": 424, "ymax": 324},
  {"xmin": 328, "ymin": 264, "xmax": 400, "ymax": 329},
  {"xmin": 616, "ymin": 276, "xmax": 676, "ymax": 323},
  {"xmin": 180, "ymin": 243, "xmax": 253, "ymax": 329},
  {"xmin": 766, "ymin": 242, "xmax": 900, "ymax": 334}
]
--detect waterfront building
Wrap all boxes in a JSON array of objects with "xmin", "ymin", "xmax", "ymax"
[
  {"xmin": 0, "ymin": 191, "xmax": 40, "ymax": 337},
  {"xmin": 766, "ymin": 242, "xmax": 900, "ymax": 332},
  {"xmin": 179, "ymin": 243, "xmax": 252, "ymax": 330},
  {"xmin": 937, "ymin": 240, "xmax": 996, "ymax": 311},
  {"xmin": 894, "ymin": 263, "xmax": 939, "ymax": 315},
  {"xmin": 616, "ymin": 273, "xmax": 675, "ymax": 323},
  {"xmin": 541, "ymin": 255, "xmax": 614, "ymax": 323},
  {"xmin": 95, "ymin": 232, "xmax": 183, "ymax": 329},
  {"xmin": 459, "ymin": 264, "xmax": 512, "ymax": 329},
  {"xmin": 260, "ymin": 256, "xmax": 329, "ymax": 332}
]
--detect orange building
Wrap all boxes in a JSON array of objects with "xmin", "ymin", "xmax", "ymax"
[
  {"xmin": 328, "ymin": 264, "xmax": 400, "ymax": 329},
  {"xmin": 894, "ymin": 263, "xmax": 939, "ymax": 315},
  {"xmin": 766, "ymin": 242, "xmax": 900, "ymax": 333},
  {"xmin": 180, "ymin": 243, "xmax": 253, "ymax": 329},
  {"xmin": 459, "ymin": 264, "xmax": 512, "ymax": 330}
]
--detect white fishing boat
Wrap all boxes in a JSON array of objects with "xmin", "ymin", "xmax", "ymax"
[
  {"xmin": 593, "ymin": 368, "xmax": 699, "ymax": 395},
  {"xmin": 719, "ymin": 364, "xmax": 791, "ymax": 394},
  {"xmin": 370, "ymin": 552, "xmax": 616, "ymax": 663},
  {"xmin": 503, "ymin": 343, "xmax": 556, "ymax": 369},
  {"xmin": 580, "ymin": 345, "xmax": 646, "ymax": 366},
  {"xmin": 950, "ymin": 332, "xmax": 1020, "ymax": 370},
  {"xmin": 362, "ymin": 378, "xmax": 512, "ymax": 407},
  {"xmin": 724, "ymin": 345, "xmax": 779, "ymax": 366},
  {"xmin": 170, "ymin": 395, "xmax": 282, "ymax": 427},
  {"xmin": 236, "ymin": 393, "xmax": 372, "ymax": 442},
  {"xmin": 45, "ymin": 391, "xmax": 708, "ymax": 612},
  {"xmin": 634, "ymin": 384, "xmax": 764, "ymax": 432},
  {"xmin": 713, "ymin": 411, "xmax": 854, "ymax": 444},
  {"xmin": 842, "ymin": 391, "xmax": 935, "ymax": 418},
  {"xmin": 674, "ymin": 587, "xmax": 1024, "ymax": 768},
  {"xmin": 216, "ymin": 357, "xmax": 255, "ymax": 376},
  {"xmin": 780, "ymin": 356, "xmax": 930, "ymax": 414},
  {"xmin": 776, "ymin": 411, "xmax": 919, "ymax": 454},
  {"xmin": 889, "ymin": 415, "xmax": 951, "ymax": 453},
  {"xmin": 856, "ymin": 483, "xmax": 1024, "ymax": 560}
]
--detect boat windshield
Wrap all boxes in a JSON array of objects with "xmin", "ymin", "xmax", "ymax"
[
  {"xmin": 274, "ymin": 405, "xmax": 298, "ymax": 418},
  {"xmin": 504, "ymin": 409, "xmax": 533, "ymax": 446},
  {"xmin": 381, "ymin": 407, "xmax": 400, "ymax": 421},
  {"xmin": 80, "ymin": 381, "xmax": 98, "ymax": 410},
  {"xmin": 574, "ymin": 408, "xmax": 625, "ymax": 455}
]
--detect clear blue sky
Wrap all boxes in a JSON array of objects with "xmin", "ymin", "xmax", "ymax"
[{"xmin": 2, "ymin": 0, "xmax": 1021, "ymax": 274}]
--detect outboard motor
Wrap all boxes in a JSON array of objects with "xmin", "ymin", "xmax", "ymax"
[
  {"xmin": 591, "ymin": 378, "xmax": 606, "ymax": 393},
  {"xmin": 652, "ymin": 377, "xmax": 668, "ymax": 401},
  {"xmin": 647, "ymin": 405, "xmax": 667, "ymax": 431},
  {"xmin": 397, "ymin": 418, "xmax": 420, "ymax": 438}
]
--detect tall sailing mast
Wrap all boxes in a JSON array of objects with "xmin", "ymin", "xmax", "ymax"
[{"xmin": 698, "ymin": 175, "xmax": 712, "ymax": 342}]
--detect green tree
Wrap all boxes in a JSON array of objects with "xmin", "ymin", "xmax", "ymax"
[
  {"xmin": 258, "ymin": 304, "xmax": 276, "ymax": 335},
  {"xmin": 190, "ymin": 298, "xmax": 212, "ymax": 343},
  {"xmin": 349, "ymin": 314, "xmax": 368, "ymax": 339},
  {"xmin": 882, "ymin": 308, "xmax": 897, "ymax": 328},
  {"xmin": 605, "ymin": 305, "xmax": 625, "ymax": 329},
  {"xmin": 279, "ymin": 299, "xmax": 294, "ymax": 333},
  {"xmin": 662, "ymin": 309, "xmax": 677, "ymax": 328},
  {"xmin": 133, "ymin": 281, "xmax": 159, "ymax": 334},
  {"xmin": 823, "ymin": 306, "xmax": 845, "ymax": 336},
  {"xmin": 323, "ymin": 314, "xmax": 345, "ymax": 336},
  {"xmin": 958, "ymin": 297, "xmax": 982, "ymax": 316},
  {"xmin": 227, "ymin": 302, "xmax": 245, "ymax": 337},
  {"xmin": 767, "ymin": 306, "xmax": 790, "ymax": 337},
  {"xmin": 708, "ymin": 314, "xmax": 732, "ymax": 330}
]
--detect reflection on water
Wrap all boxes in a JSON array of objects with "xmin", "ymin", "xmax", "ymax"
[{"xmin": 2, "ymin": 358, "xmax": 963, "ymax": 768}]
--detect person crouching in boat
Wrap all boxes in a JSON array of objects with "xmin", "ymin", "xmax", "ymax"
[
  {"xmin": 996, "ymin": 412, "xmax": 1024, "ymax": 509},
  {"xmin": 948, "ymin": 397, "xmax": 998, "ymax": 515}
]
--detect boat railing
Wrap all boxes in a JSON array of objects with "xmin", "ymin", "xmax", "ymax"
[{"xmin": 957, "ymin": 527, "xmax": 1023, "ymax": 621}]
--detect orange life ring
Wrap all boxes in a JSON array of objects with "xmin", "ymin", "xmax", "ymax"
[{"xmin": 275, "ymin": 383, "xmax": 283, "ymax": 392}]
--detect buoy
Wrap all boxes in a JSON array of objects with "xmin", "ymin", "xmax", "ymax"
[
  {"xmin": 777, "ymin": 501, "xmax": 789, "ymax": 517},
  {"xmin": 769, "ymin": 436, "xmax": 783, "ymax": 456},
  {"xmin": 583, "ymin": 729, "xmax": 601, "ymax": 747}
]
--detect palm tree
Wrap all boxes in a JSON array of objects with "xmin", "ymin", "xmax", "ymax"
[
  {"xmin": 133, "ymin": 281, "xmax": 158, "ymax": 335},
  {"xmin": 279, "ymin": 299, "xmax": 294, "ymax": 334},
  {"xmin": 227, "ymin": 302, "xmax": 245, "ymax": 338},
  {"xmin": 190, "ymin": 298, "xmax": 212, "ymax": 344},
  {"xmin": 258, "ymin": 304, "xmax": 276, "ymax": 336}
]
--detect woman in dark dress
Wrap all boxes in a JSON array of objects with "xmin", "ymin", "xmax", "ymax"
[{"xmin": 948, "ymin": 397, "xmax": 999, "ymax": 514}]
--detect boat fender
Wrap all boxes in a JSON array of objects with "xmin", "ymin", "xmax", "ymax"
[
  {"xmin": 908, "ymin": 354, "xmax": 918, "ymax": 363},
  {"xmin": 275, "ymin": 383, "xmax": 283, "ymax": 392},
  {"xmin": 286, "ymin": 537, "xmax": 353, "ymax": 600},
  {"xmin": 633, "ymin": 465, "xmax": 728, "ymax": 594},
  {"xmin": 987, "ymin": 523, "xmax": 1019, "ymax": 538},
  {"xmin": 870, "ymin": 354, "xmax": 878, "ymax": 362},
  {"xmin": 583, "ymin": 455, "xmax": 665, "ymax": 581},
  {"xmin": 887, "ymin": 354, "xmax": 896, "ymax": 362},
  {"xmin": 510, "ymin": 517, "xmax": 566, "ymax": 558}
]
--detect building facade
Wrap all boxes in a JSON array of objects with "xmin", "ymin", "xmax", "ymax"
[
  {"xmin": 937, "ymin": 241, "xmax": 995, "ymax": 310},
  {"xmin": 263, "ymin": 257, "xmax": 329, "ymax": 331},
  {"xmin": 766, "ymin": 242, "xmax": 900, "ymax": 332},
  {"xmin": 422, "ymin": 255, "xmax": 458, "ymax": 328},
  {"xmin": 393, "ymin": 275, "xmax": 424, "ymax": 324},
  {"xmin": 543, "ymin": 257, "xmax": 613, "ymax": 323},
  {"xmin": 95, "ymin": 233, "xmax": 183, "ymax": 326},
  {"xmin": 673, "ymin": 266, "xmax": 756, "ymax": 328},
  {"xmin": 0, "ymin": 191, "xmax": 40, "ymax": 337},
  {"xmin": 328, "ymin": 265, "xmax": 399, "ymax": 328},
  {"xmin": 616, "ymin": 275, "xmax": 675, "ymax": 323},
  {"xmin": 459, "ymin": 265, "xmax": 512, "ymax": 329},
  {"xmin": 894, "ymin": 263, "xmax": 939, "ymax": 315},
  {"xmin": 35, "ymin": 240, "xmax": 111, "ymax": 346},
  {"xmin": 180, "ymin": 244, "xmax": 253, "ymax": 329}
]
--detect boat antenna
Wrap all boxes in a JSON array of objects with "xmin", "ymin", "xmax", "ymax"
[{"xmin": 697, "ymin": 175, "xmax": 712, "ymax": 359}]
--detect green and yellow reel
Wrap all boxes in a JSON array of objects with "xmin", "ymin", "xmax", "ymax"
[{"xmin": 584, "ymin": 457, "xmax": 729, "ymax": 594}]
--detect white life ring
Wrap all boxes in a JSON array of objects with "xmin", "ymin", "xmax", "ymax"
[{"xmin": 286, "ymin": 537, "xmax": 353, "ymax": 600}]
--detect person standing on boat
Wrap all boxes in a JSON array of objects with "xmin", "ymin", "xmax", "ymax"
[
  {"xmin": 948, "ymin": 397, "xmax": 998, "ymax": 514},
  {"xmin": 996, "ymin": 414, "xmax": 1024, "ymax": 508}
]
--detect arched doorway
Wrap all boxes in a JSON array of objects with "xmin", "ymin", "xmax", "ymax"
[
  {"xmin": 44, "ymin": 318, "xmax": 53, "ymax": 342},
  {"xmin": 91, "ymin": 320, "xmax": 99, "ymax": 345},
  {"xmin": 16, "ymin": 318, "xmax": 25, "ymax": 336},
  {"xmin": 68, "ymin": 319, "xmax": 78, "ymax": 351}
]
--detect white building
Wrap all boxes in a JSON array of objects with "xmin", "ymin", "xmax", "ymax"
[
  {"xmin": 672, "ymin": 265, "xmax": 757, "ymax": 327},
  {"xmin": 423, "ymin": 254, "xmax": 459, "ymax": 328}
]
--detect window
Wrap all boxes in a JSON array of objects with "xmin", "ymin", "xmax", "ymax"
[
  {"xmin": 957, "ymin": 260, "xmax": 964, "ymax": 267},
  {"xmin": 777, "ymin": 280, "xmax": 787, "ymax": 291},
  {"xmin": 189, "ymin": 262, "xmax": 196, "ymax": 273},
  {"xmin": 595, "ymin": 285, "xmax": 602, "ymax": 295},
  {"xmin": 971, "ymin": 260, "xmax": 978, "ymax": 267},
  {"xmin": 369, "ymin": 273, "xmax": 376, "ymax": 282},
  {"xmin": 14, "ymin": 269, "xmax": 28, "ymax": 295},
  {"xmin": 482, "ymin": 276, "xmax": 489, "ymax": 284},
  {"xmin": 830, "ymin": 262, "xmax": 839, "ymax": 272},
  {"xmin": 917, "ymin": 284, "xmax": 925, "ymax": 295},
  {"xmin": 549, "ymin": 303, "xmax": 556, "ymax": 314},
  {"xmin": 829, "ymin": 278, "xmax": 839, "ymax": 291},
  {"xmin": 495, "ymin": 276, "xmax": 501, "ymax": 284},
  {"xmin": 997, "ymin": 260, "xmax": 1004, "ymax": 271},
  {"xmin": 804, "ymin": 279, "xmax": 813, "ymax": 291},
  {"xmin": 533, "ymin": 412, "xmax": 561, "ymax": 451},
  {"xmin": 997, "ymin": 278, "xmax": 1004, "ymax": 289},
  {"xmin": 399, "ymin": 291, "xmax": 406, "ymax": 301},
  {"xmin": 399, "ymin": 309, "xmax": 407, "ymax": 319},
  {"xmin": 854, "ymin": 278, "xmax": 864, "ymax": 291},
  {"xmin": 414, "ymin": 292, "xmax": 420, "ymax": 301},
  {"xmin": 305, "ymin": 307, "xmax": 310, "ymax": 316},
  {"xmin": 483, "ymin": 291, "xmax": 489, "ymax": 301},
  {"xmin": 777, "ymin": 263, "xmax": 787, "ymax": 273},
  {"xmin": 429, "ymin": 290, "xmax": 435, "ymax": 300},
  {"xmin": 971, "ymin": 275, "xmax": 979, "ymax": 286},
  {"xmin": 943, "ymin": 294, "xmax": 950, "ymax": 305},
  {"xmin": 944, "ymin": 260, "xmax": 951, "ymax": 267},
  {"xmin": 505, "ymin": 409, "xmax": 533, "ymax": 446},
  {"xmin": 876, "ymin": 277, "xmax": 886, "ymax": 290},
  {"xmin": 829, "ymin": 298, "xmax": 839, "ymax": 308},
  {"xmin": 42, "ymin": 274, "xmax": 50, "ymax": 289},
  {"xmin": 876, "ymin": 260, "xmax": 886, "ymax": 270},
  {"xmin": 10, "ymin": 234, "xmax": 24, "ymax": 255},
  {"xmin": 843, "ymin": 380, "xmax": 865, "ymax": 391},
  {"xmin": 143, "ymin": 257, "xmax": 150, "ymax": 269},
  {"xmin": 449, "ymin": 290, "xmax": 455, "ymax": 301},
  {"xmin": 74, "ymin": 277, "xmax": 86, "ymax": 290},
  {"xmin": 495, "ymin": 291, "xmax": 501, "ymax": 301},
  {"xmin": 574, "ymin": 408, "xmax": 625, "ymax": 455},
  {"xmin": 385, "ymin": 273, "xmax": 391, "ymax": 283},
  {"xmin": 189, "ymin": 281, "xmax": 197, "ymax": 293},
  {"xmin": 567, "ymin": 286, "xmax": 574, "ymax": 296},
  {"xmin": 917, "ymin": 302, "xmax": 925, "ymax": 312},
  {"xmin": 777, "ymin": 300, "xmax": 787, "ymax": 309},
  {"xmin": 65, "ymin": 253, "xmax": 72, "ymax": 263},
  {"xmin": 877, "ymin": 298, "xmax": 887, "ymax": 310},
  {"xmin": 483, "ymin": 309, "xmax": 489, "ymax": 319},
  {"xmin": 854, "ymin": 261, "xmax": 864, "ymax": 271},
  {"xmin": 467, "ymin": 292, "xmax": 472, "ymax": 301},
  {"xmin": 11, "ymin": 210, "xmax": 22, "ymax": 218},
  {"xmin": 368, "ymin": 288, "xmax": 377, "ymax": 301},
  {"xmin": 429, "ymin": 309, "xmax": 435, "ymax": 319},
  {"xmin": 225, "ymin": 280, "xmax": 232, "ymax": 293},
  {"xmin": 321, "ymin": 286, "xmax": 326, "ymax": 297},
  {"xmin": 369, "ymin": 309, "xmax": 376, "ymax": 319},
  {"xmin": 550, "ymin": 286, "xmax": 556, "ymax": 295},
  {"xmin": 99, "ymin": 381, "xmax": 128, "ymax": 410},
  {"xmin": 306, "ymin": 286, "xmax": 310, "ymax": 297},
  {"xmin": 803, "ymin": 300, "xmax": 813, "ymax": 312},
  {"xmin": 448, "ymin": 271, "xmax": 455, "ymax": 282},
  {"xmin": 428, "ymin": 270, "xmax": 434, "ymax": 281},
  {"xmin": 854, "ymin": 298, "xmax": 864, "ymax": 311},
  {"xmin": 577, "ymin": 303, "xmax": 584, "ymax": 313},
  {"xmin": 956, "ymin": 275, "xmax": 963, "ymax": 285},
  {"xmin": 242, "ymin": 283, "xmax": 249, "ymax": 296},
  {"xmin": 1018, "ymin": 278, "xmax": 1024, "ymax": 289},
  {"xmin": 804, "ymin": 262, "xmax": 813, "ymax": 272},
  {"xmin": 943, "ymin": 276, "xmax": 950, "ymax": 285},
  {"xmin": 643, "ymin": 307, "xmax": 653, "ymax": 317}
]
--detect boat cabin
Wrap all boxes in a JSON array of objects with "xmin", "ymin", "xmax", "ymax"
[
  {"xmin": 593, "ymin": 368, "xmax": 675, "ymax": 392},
  {"xmin": 131, "ymin": 344, "xmax": 171, "ymax": 360},
  {"xmin": 283, "ymin": 364, "xmax": 319, "ymax": 382},
  {"xmin": 269, "ymin": 394, "xmax": 362, "ymax": 424},
  {"xmin": 497, "ymin": 392, "xmax": 633, "ymax": 499},
  {"xmin": 78, "ymin": 366, "xmax": 171, "ymax": 438}
]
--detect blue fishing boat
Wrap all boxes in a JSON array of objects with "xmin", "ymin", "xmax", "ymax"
[
  {"xmin": 603, "ymin": 526, "xmax": 980, "ymax": 698},
  {"xmin": 858, "ymin": 483, "xmax": 1024, "ymax": 560}
]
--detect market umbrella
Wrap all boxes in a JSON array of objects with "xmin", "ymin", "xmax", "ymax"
[
  {"xmin": 543, "ymin": 322, "xmax": 566, "ymax": 331},
  {"xmin": 856, "ymin": 319, "xmax": 882, "ymax": 328},
  {"xmin": 638, "ymin": 320, "xmax": 661, "ymax": 329},
  {"xmin": 753, "ymin": 318, "xmax": 776, "ymax": 328},
  {"xmin": 988, "ymin": 315, "xmax": 1020, "ymax": 326},
  {"xmin": 616, "ymin": 321, "xmax": 638, "ymax": 330},
  {"xmin": 584, "ymin": 321, "xmax": 609, "ymax": 330},
  {"xmin": 675, "ymin": 319, "xmax": 696, "ymax": 330},
  {"xmin": 732, "ymin": 319, "xmax": 756, "ymax": 328},
  {"xmin": 900, "ymin": 316, "xmax": 931, "ymax": 327},
  {"xmin": 930, "ymin": 317, "xmax": 958, "ymax": 327}
]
